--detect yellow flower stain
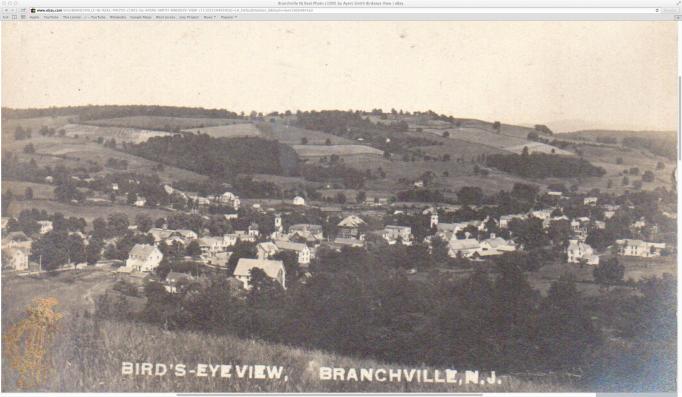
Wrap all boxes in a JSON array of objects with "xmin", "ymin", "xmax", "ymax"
[{"xmin": 3, "ymin": 297, "xmax": 63, "ymax": 389}]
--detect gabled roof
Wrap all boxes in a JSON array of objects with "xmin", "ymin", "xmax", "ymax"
[
  {"xmin": 198, "ymin": 237, "xmax": 223, "ymax": 246},
  {"xmin": 149, "ymin": 228, "xmax": 174, "ymax": 239},
  {"xmin": 175, "ymin": 229, "xmax": 197, "ymax": 237},
  {"xmin": 385, "ymin": 225, "xmax": 411, "ymax": 232},
  {"xmin": 288, "ymin": 230, "xmax": 319, "ymax": 242},
  {"xmin": 482, "ymin": 237, "xmax": 510, "ymax": 249},
  {"xmin": 448, "ymin": 238, "xmax": 480, "ymax": 250},
  {"xmin": 233, "ymin": 258, "xmax": 284, "ymax": 279},
  {"xmin": 274, "ymin": 240, "xmax": 308, "ymax": 252},
  {"xmin": 129, "ymin": 244, "xmax": 160, "ymax": 259},
  {"xmin": 338, "ymin": 215, "xmax": 365, "ymax": 228},
  {"xmin": 289, "ymin": 224, "xmax": 323, "ymax": 233},
  {"xmin": 256, "ymin": 241, "xmax": 279, "ymax": 255}
]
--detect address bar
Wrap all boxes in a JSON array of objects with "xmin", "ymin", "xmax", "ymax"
[{"xmin": 41, "ymin": 7, "xmax": 663, "ymax": 14}]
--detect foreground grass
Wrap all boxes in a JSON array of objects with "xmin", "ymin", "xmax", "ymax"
[{"xmin": 3, "ymin": 315, "xmax": 576, "ymax": 393}]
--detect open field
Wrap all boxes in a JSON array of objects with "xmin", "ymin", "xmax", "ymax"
[
  {"xmin": 6, "ymin": 136, "xmax": 208, "ymax": 184},
  {"xmin": 1, "ymin": 268, "xmax": 119, "ymax": 326},
  {"xmin": 414, "ymin": 139, "xmax": 507, "ymax": 160},
  {"xmin": 558, "ymin": 129, "xmax": 676, "ymax": 142},
  {"xmin": 451, "ymin": 119, "xmax": 540, "ymax": 140},
  {"xmin": 249, "ymin": 174, "xmax": 311, "ymax": 190},
  {"xmin": 364, "ymin": 115, "xmax": 533, "ymax": 138},
  {"xmin": 1, "ymin": 115, "xmax": 77, "ymax": 137},
  {"xmin": 436, "ymin": 172, "xmax": 537, "ymax": 196},
  {"xmin": 528, "ymin": 257, "xmax": 676, "ymax": 297},
  {"xmin": 333, "ymin": 154, "xmax": 534, "ymax": 196},
  {"xmin": 292, "ymin": 144, "xmax": 383, "ymax": 157},
  {"xmin": 3, "ymin": 181, "xmax": 55, "ymax": 200},
  {"xmin": 85, "ymin": 116, "xmax": 244, "ymax": 131},
  {"xmin": 504, "ymin": 141, "xmax": 573, "ymax": 156},
  {"xmin": 570, "ymin": 143, "xmax": 675, "ymax": 194},
  {"xmin": 183, "ymin": 123, "xmax": 263, "ymax": 138},
  {"xmin": 258, "ymin": 123, "xmax": 356, "ymax": 146},
  {"xmin": 62, "ymin": 124, "xmax": 172, "ymax": 144},
  {"xmin": 7, "ymin": 199, "xmax": 172, "ymax": 224},
  {"xmin": 441, "ymin": 128, "xmax": 528, "ymax": 149}
]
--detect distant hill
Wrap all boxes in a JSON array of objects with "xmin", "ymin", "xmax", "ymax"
[
  {"xmin": 559, "ymin": 129, "xmax": 676, "ymax": 160},
  {"xmin": 3, "ymin": 105, "xmax": 675, "ymax": 195},
  {"xmin": 1, "ymin": 105, "xmax": 241, "ymax": 122}
]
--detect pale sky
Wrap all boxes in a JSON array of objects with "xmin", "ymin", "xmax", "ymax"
[{"xmin": 2, "ymin": 21, "xmax": 678, "ymax": 132}]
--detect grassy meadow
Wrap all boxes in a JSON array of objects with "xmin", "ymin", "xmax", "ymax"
[
  {"xmin": 183, "ymin": 123, "xmax": 263, "ymax": 138},
  {"xmin": 2, "ymin": 313, "xmax": 577, "ymax": 393},
  {"xmin": 62, "ymin": 124, "xmax": 171, "ymax": 144},
  {"xmin": 6, "ymin": 199, "xmax": 172, "ymax": 224},
  {"xmin": 292, "ymin": 144, "xmax": 383, "ymax": 158},
  {"xmin": 84, "ymin": 115, "xmax": 243, "ymax": 130},
  {"xmin": 258, "ymin": 123, "xmax": 356, "ymax": 145}
]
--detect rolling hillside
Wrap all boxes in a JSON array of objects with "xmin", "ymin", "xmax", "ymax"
[
  {"xmin": 182, "ymin": 123, "xmax": 263, "ymax": 138},
  {"xmin": 3, "ymin": 107, "xmax": 675, "ymax": 198},
  {"xmin": 85, "ymin": 115, "xmax": 244, "ymax": 131},
  {"xmin": 3, "ymin": 135, "xmax": 208, "ymax": 183},
  {"xmin": 62, "ymin": 124, "xmax": 172, "ymax": 144},
  {"xmin": 3, "ymin": 314, "xmax": 575, "ymax": 392}
]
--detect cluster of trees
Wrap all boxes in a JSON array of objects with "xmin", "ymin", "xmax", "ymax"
[
  {"xmin": 93, "ymin": 235, "xmax": 676, "ymax": 391},
  {"xmin": 486, "ymin": 152, "xmax": 606, "ymax": 179},
  {"xmin": 54, "ymin": 182, "xmax": 86, "ymax": 203},
  {"xmin": 105, "ymin": 158, "xmax": 129, "ymax": 170},
  {"xmin": 534, "ymin": 124, "xmax": 553, "ymax": 135},
  {"xmin": 101, "ymin": 173, "xmax": 170, "ymax": 208},
  {"xmin": 300, "ymin": 163, "xmax": 366, "ymax": 190},
  {"xmin": 5, "ymin": 209, "xmax": 85, "ymax": 236},
  {"xmin": 13, "ymin": 126, "xmax": 32, "ymax": 140},
  {"xmin": 102, "ymin": 233, "xmax": 156, "ymax": 261},
  {"xmin": 108, "ymin": 251, "xmax": 665, "ymax": 387},
  {"xmin": 232, "ymin": 176, "xmax": 281, "ymax": 199},
  {"xmin": 457, "ymin": 186, "xmax": 485, "ymax": 205},
  {"xmin": 2, "ymin": 152, "xmax": 64, "ymax": 184},
  {"xmin": 128, "ymin": 134, "xmax": 298, "ymax": 180},
  {"xmin": 38, "ymin": 126, "xmax": 64, "ymax": 137},
  {"xmin": 2, "ymin": 105, "xmax": 241, "ymax": 124},
  {"xmin": 396, "ymin": 188, "xmax": 448, "ymax": 203},
  {"xmin": 31, "ymin": 231, "xmax": 89, "ymax": 269}
]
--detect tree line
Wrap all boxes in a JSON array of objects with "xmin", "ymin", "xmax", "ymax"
[
  {"xmin": 486, "ymin": 152, "xmax": 606, "ymax": 179},
  {"xmin": 128, "ymin": 134, "xmax": 298, "ymax": 179},
  {"xmin": 97, "ymin": 247, "xmax": 676, "ymax": 391}
]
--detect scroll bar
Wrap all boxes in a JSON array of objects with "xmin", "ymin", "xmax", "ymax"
[{"xmin": 677, "ymin": 22, "xmax": 681, "ymax": 397}]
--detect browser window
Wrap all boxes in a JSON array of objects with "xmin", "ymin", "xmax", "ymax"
[{"xmin": 0, "ymin": 1, "xmax": 678, "ymax": 395}]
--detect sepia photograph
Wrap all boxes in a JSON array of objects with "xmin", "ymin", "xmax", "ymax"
[{"xmin": 0, "ymin": 20, "xmax": 678, "ymax": 393}]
